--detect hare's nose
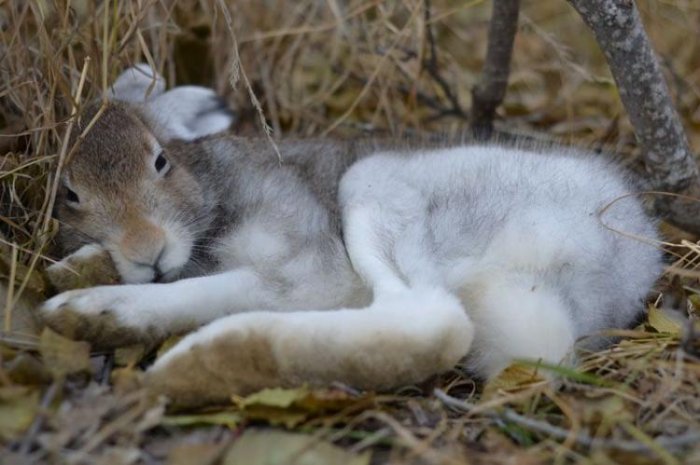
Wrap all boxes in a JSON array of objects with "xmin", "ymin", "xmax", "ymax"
[{"xmin": 119, "ymin": 220, "xmax": 166, "ymax": 268}]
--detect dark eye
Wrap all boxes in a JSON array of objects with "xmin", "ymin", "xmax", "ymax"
[
  {"xmin": 155, "ymin": 153, "xmax": 168, "ymax": 173},
  {"xmin": 65, "ymin": 187, "xmax": 80, "ymax": 204}
]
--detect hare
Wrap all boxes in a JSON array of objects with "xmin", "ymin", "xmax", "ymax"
[{"xmin": 41, "ymin": 66, "xmax": 662, "ymax": 406}]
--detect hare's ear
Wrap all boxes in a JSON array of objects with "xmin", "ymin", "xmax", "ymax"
[
  {"xmin": 107, "ymin": 64, "xmax": 166, "ymax": 103},
  {"xmin": 139, "ymin": 86, "xmax": 236, "ymax": 142}
]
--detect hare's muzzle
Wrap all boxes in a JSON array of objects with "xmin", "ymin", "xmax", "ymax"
[{"xmin": 118, "ymin": 215, "xmax": 167, "ymax": 275}]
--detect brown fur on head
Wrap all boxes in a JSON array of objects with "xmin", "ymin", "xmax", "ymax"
[
  {"xmin": 54, "ymin": 65, "xmax": 234, "ymax": 283},
  {"xmin": 56, "ymin": 102, "xmax": 209, "ymax": 283}
]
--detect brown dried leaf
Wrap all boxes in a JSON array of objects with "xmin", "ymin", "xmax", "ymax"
[
  {"xmin": 647, "ymin": 305, "xmax": 683, "ymax": 336},
  {"xmin": 222, "ymin": 430, "xmax": 371, "ymax": 465},
  {"xmin": 114, "ymin": 344, "xmax": 146, "ymax": 368},
  {"xmin": 5, "ymin": 352, "xmax": 52, "ymax": 385},
  {"xmin": 234, "ymin": 387, "xmax": 371, "ymax": 428},
  {"xmin": 166, "ymin": 442, "xmax": 227, "ymax": 465},
  {"xmin": 161, "ymin": 411, "xmax": 242, "ymax": 429},
  {"xmin": 482, "ymin": 362, "xmax": 546, "ymax": 400},
  {"xmin": 0, "ymin": 386, "xmax": 40, "ymax": 440},
  {"xmin": 39, "ymin": 327, "xmax": 91, "ymax": 379}
]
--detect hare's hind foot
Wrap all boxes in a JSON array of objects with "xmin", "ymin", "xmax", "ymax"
[{"xmin": 147, "ymin": 287, "xmax": 474, "ymax": 407}]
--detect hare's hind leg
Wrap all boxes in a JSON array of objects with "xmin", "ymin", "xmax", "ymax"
[
  {"xmin": 460, "ymin": 271, "xmax": 576, "ymax": 379},
  {"xmin": 146, "ymin": 202, "xmax": 474, "ymax": 407},
  {"xmin": 147, "ymin": 287, "xmax": 472, "ymax": 406}
]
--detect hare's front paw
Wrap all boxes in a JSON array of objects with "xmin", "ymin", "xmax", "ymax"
[{"xmin": 40, "ymin": 286, "xmax": 160, "ymax": 349}]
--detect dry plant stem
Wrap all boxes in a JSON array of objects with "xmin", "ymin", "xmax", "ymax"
[
  {"xmin": 423, "ymin": 0, "xmax": 468, "ymax": 121},
  {"xmin": 434, "ymin": 389, "xmax": 700, "ymax": 453},
  {"xmin": 216, "ymin": 0, "xmax": 283, "ymax": 162},
  {"xmin": 470, "ymin": 0, "xmax": 520, "ymax": 138},
  {"xmin": 567, "ymin": 0, "xmax": 700, "ymax": 233},
  {"xmin": 3, "ymin": 244, "xmax": 17, "ymax": 332}
]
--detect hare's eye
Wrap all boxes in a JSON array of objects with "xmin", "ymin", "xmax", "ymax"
[
  {"xmin": 154, "ymin": 153, "xmax": 169, "ymax": 174},
  {"xmin": 65, "ymin": 188, "xmax": 80, "ymax": 204}
]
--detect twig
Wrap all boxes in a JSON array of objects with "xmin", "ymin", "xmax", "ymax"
[
  {"xmin": 216, "ymin": 0, "xmax": 283, "ymax": 162},
  {"xmin": 3, "ymin": 243, "xmax": 17, "ymax": 332},
  {"xmin": 99, "ymin": 353, "xmax": 115, "ymax": 385},
  {"xmin": 17, "ymin": 382, "xmax": 60, "ymax": 454},
  {"xmin": 422, "ymin": 0, "xmax": 467, "ymax": 121},
  {"xmin": 434, "ymin": 389, "xmax": 700, "ymax": 453},
  {"xmin": 470, "ymin": 0, "xmax": 520, "ymax": 138}
]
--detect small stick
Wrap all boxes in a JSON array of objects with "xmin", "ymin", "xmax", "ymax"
[
  {"xmin": 4, "ymin": 244, "xmax": 17, "ymax": 332},
  {"xmin": 470, "ymin": 0, "xmax": 520, "ymax": 138},
  {"xmin": 434, "ymin": 389, "xmax": 700, "ymax": 453}
]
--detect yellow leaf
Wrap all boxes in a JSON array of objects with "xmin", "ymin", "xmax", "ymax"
[
  {"xmin": 222, "ymin": 431, "xmax": 371, "ymax": 465},
  {"xmin": 234, "ymin": 387, "xmax": 372, "ymax": 428},
  {"xmin": 482, "ymin": 362, "xmax": 546, "ymax": 400},
  {"xmin": 5, "ymin": 352, "xmax": 52, "ymax": 385},
  {"xmin": 156, "ymin": 335, "xmax": 184, "ymax": 360},
  {"xmin": 687, "ymin": 294, "xmax": 700, "ymax": 314},
  {"xmin": 238, "ymin": 387, "xmax": 309, "ymax": 409},
  {"xmin": 573, "ymin": 394, "xmax": 633, "ymax": 436},
  {"xmin": 0, "ymin": 386, "xmax": 40, "ymax": 440},
  {"xmin": 166, "ymin": 443, "xmax": 227, "ymax": 465},
  {"xmin": 110, "ymin": 367, "xmax": 143, "ymax": 396},
  {"xmin": 647, "ymin": 305, "xmax": 682, "ymax": 336},
  {"xmin": 114, "ymin": 344, "xmax": 146, "ymax": 367},
  {"xmin": 39, "ymin": 327, "xmax": 91, "ymax": 379},
  {"xmin": 240, "ymin": 406, "xmax": 309, "ymax": 429},
  {"xmin": 161, "ymin": 411, "xmax": 242, "ymax": 429}
]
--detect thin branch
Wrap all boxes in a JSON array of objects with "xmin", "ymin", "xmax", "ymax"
[
  {"xmin": 434, "ymin": 389, "xmax": 700, "ymax": 453},
  {"xmin": 470, "ymin": 0, "xmax": 520, "ymax": 138},
  {"xmin": 422, "ymin": 0, "xmax": 467, "ymax": 120}
]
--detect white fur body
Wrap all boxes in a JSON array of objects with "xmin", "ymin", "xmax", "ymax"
[{"xmin": 41, "ymin": 67, "xmax": 662, "ymax": 405}]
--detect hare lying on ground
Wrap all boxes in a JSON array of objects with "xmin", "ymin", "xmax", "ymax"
[{"xmin": 41, "ymin": 66, "xmax": 662, "ymax": 406}]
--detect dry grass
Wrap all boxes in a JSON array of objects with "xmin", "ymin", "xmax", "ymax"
[{"xmin": 0, "ymin": 0, "xmax": 699, "ymax": 464}]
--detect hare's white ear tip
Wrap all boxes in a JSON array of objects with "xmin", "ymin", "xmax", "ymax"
[
  {"xmin": 190, "ymin": 95, "xmax": 237, "ymax": 136},
  {"xmin": 145, "ymin": 87, "xmax": 236, "ymax": 141},
  {"xmin": 107, "ymin": 63, "xmax": 166, "ymax": 103}
]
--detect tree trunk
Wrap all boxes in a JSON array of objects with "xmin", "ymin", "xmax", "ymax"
[{"xmin": 567, "ymin": 0, "xmax": 700, "ymax": 233}]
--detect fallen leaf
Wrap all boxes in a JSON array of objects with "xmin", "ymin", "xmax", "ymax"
[
  {"xmin": 166, "ymin": 443, "xmax": 227, "ymax": 465},
  {"xmin": 94, "ymin": 446, "xmax": 140, "ymax": 465},
  {"xmin": 238, "ymin": 386, "xmax": 309, "ymax": 409},
  {"xmin": 568, "ymin": 393, "xmax": 633, "ymax": 436},
  {"xmin": 241, "ymin": 407, "xmax": 309, "ymax": 429},
  {"xmin": 0, "ymin": 280, "xmax": 42, "ymax": 337},
  {"xmin": 0, "ymin": 386, "xmax": 40, "ymax": 440},
  {"xmin": 161, "ymin": 411, "xmax": 242, "ymax": 429},
  {"xmin": 156, "ymin": 335, "xmax": 184, "ymax": 360},
  {"xmin": 114, "ymin": 345, "xmax": 146, "ymax": 367},
  {"xmin": 222, "ymin": 430, "xmax": 371, "ymax": 465},
  {"xmin": 688, "ymin": 294, "xmax": 700, "ymax": 314},
  {"xmin": 39, "ymin": 327, "xmax": 91, "ymax": 379},
  {"xmin": 647, "ymin": 305, "xmax": 683, "ymax": 336},
  {"xmin": 5, "ymin": 352, "xmax": 52, "ymax": 385},
  {"xmin": 111, "ymin": 367, "xmax": 143, "ymax": 396},
  {"xmin": 234, "ymin": 387, "xmax": 372, "ymax": 428},
  {"xmin": 482, "ymin": 362, "xmax": 547, "ymax": 400}
]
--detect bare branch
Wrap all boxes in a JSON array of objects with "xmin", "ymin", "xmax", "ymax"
[
  {"xmin": 423, "ymin": 0, "xmax": 467, "ymax": 120},
  {"xmin": 470, "ymin": 0, "xmax": 520, "ymax": 138},
  {"xmin": 567, "ymin": 0, "xmax": 700, "ymax": 232}
]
